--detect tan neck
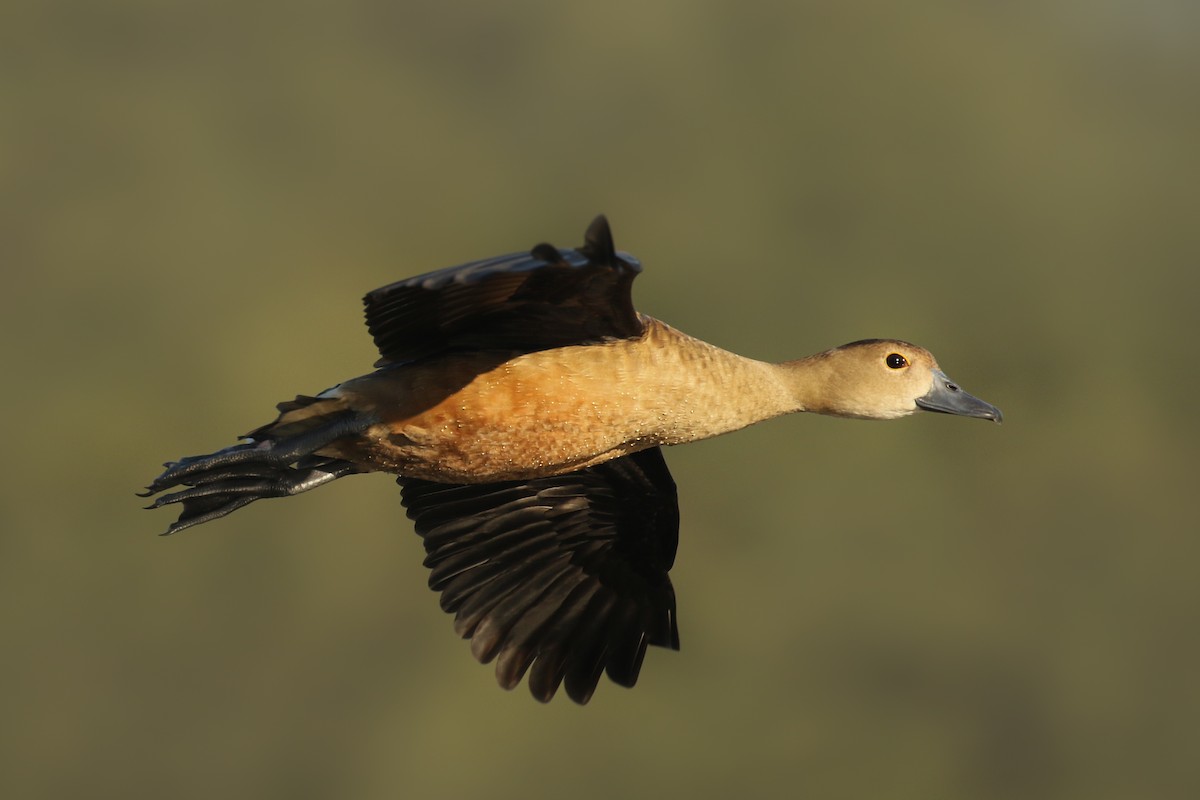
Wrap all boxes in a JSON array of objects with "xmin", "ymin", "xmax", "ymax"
[
  {"xmin": 772, "ymin": 354, "xmax": 841, "ymax": 417},
  {"xmin": 643, "ymin": 322, "xmax": 898, "ymax": 440},
  {"xmin": 640, "ymin": 322, "xmax": 806, "ymax": 444}
]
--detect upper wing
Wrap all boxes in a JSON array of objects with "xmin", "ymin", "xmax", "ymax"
[
  {"xmin": 364, "ymin": 215, "xmax": 644, "ymax": 366},
  {"xmin": 398, "ymin": 446, "xmax": 680, "ymax": 705}
]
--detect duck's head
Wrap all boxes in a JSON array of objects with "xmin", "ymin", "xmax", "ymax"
[{"xmin": 797, "ymin": 339, "xmax": 1003, "ymax": 423}]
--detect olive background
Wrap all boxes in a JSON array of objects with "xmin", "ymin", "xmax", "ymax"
[{"xmin": 3, "ymin": 2, "xmax": 1197, "ymax": 798}]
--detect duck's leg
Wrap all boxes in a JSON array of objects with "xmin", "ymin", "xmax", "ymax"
[
  {"xmin": 141, "ymin": 411, "xmax": 370, "ymax": 494},
  {"xmin": 140, "ymin": 411, "xmax": 375, "ymax": 535}
]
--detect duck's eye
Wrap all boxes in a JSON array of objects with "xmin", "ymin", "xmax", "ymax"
[{"xmin": 885, "ymin": 353, "xmax": 908, "ymax": 369}]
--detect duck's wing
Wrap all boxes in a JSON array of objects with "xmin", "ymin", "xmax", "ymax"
[
  {"xmin": 398, "ymin": 446, "xmax": 680, "ymax": 705},
  {"xmin": 364, "ymin": 215, "xmax": 644, "ymax": 366}
]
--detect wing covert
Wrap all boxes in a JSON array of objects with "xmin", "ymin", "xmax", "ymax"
[{"xmin": 364, "ymin": 215, "xmax": 644, "ymax": 366}]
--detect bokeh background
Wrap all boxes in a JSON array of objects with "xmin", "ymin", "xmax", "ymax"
[{"xmin": 3, "ymin": 1, "xmax": 1197, "ymax": 798}]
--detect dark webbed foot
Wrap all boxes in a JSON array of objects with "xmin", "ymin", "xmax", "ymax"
[
  {"xmin": 147, "ymin": 459, "xmax": 363, "ymax": 535},
  {"xmin": 140, "ymin": 411, "xmax": 373, "ymax": 535},
  {"xmin": 139, "ymin": 411, "xmax": 368, "ymax": 496}
]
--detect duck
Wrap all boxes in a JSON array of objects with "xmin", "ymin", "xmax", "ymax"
[{"xmin": 142, "ymin": 215, "xmax": 1001, "ymax": 704}]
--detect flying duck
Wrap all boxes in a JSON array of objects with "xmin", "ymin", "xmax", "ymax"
[{"xmin": 142, "ymin": 216, "xmax": 1001, "ymax": 704}]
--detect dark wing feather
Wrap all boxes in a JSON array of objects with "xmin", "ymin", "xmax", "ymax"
[
  {"xmin": 363, "ymin": 215, "xmax": 644, "ymax": 366},
  {"xmin": 399, "ymin": 446, "xmax": 681, "ymax": 704}
]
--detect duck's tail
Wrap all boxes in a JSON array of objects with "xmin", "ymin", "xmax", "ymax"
[{"xmin": 139, "ymin": 394, "xmax": 376, "ymax": 535}]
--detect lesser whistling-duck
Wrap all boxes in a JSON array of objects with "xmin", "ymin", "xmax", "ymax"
[{"xmin": 142, "ymin": 216, "xmax": 1001, "ymax": 704}]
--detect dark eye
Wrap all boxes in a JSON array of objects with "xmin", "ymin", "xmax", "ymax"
[{"xmin": 886, "ymin": 353, "xmax": 908, "ymax": 369}]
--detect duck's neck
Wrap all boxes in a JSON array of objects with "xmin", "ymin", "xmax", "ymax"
[
  {"xmin": 771, "ymin": 354, "xmax": 843, "ymax": 417},
  {"xmin": 644, "ymin": 322, "xmax": 811, "ymax": 444},
  {"xmin": 648, "ymin": 321, "xmax": 891, "ymax": 441}
]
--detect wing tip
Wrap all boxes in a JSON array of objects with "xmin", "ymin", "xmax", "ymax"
[{"xmin": 581, "ymin": 214, "xmax": 616, "ymax": 264}]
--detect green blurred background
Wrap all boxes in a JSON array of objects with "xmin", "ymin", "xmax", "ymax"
[{"xmin": 3, "ymin": 1, "xmax": 1197, "ymax": 798}]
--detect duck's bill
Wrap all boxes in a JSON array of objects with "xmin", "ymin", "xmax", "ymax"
[{"xmin": 916, "ymin": 369, "xmax": 1003, "ymax": 423}]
